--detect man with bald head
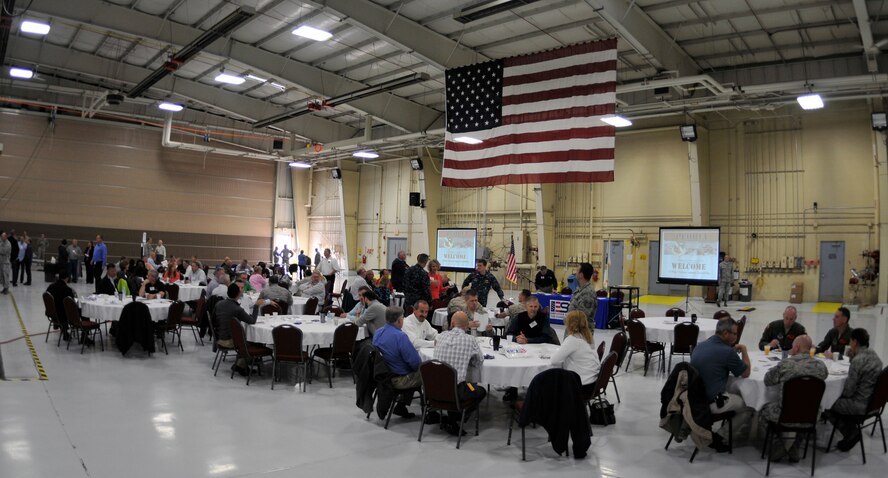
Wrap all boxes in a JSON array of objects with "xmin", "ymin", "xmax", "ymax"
[
  {"xmin": 758, "ymin": 306, "xmax": 806, "ymax": 351},
  {"xmin": 433, "ymin": 311, "xmax": 487, "ymax": 434},
  {"xmin": 760, "ymin": 335, "xmax": 828, "ymax": 462}
]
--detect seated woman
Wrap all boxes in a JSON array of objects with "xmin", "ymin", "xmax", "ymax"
[
  {"xmin": 549, "ymin": 310, "xmax": 601, "ymax": 395},
  {"xmin": 162, "ymin": 259, "xmax": 182, "ymax": 282},
  {"xmin": 249, "ymin": 265, "xmax": 267, "ymax": 292}
]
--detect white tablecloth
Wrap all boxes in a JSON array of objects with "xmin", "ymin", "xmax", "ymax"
[
  {"xmin": 431, "ymin": 307, "xmax": 500, "ymax": 328},
  {"xmin": 726, "ymin": 351, "xmax": 849, "ymax": 411},
  {"xmin": 79, "ymin": 296, "xmax": 172, "ymax": 323},
  {"xmin": 244, "ymin": 315, "xmax": 363, "ymax": 347},
  {"xmin": 419, "ymin": 339, "xmax": 558, "ymax": 387},
  {"xmin": 291, "ymin": 297, "xmax": 309, "ymax": 315},
  {"xmin": 175, "ymin": 284, "xmax": 204, "ymax": 301},
  {"xmin": 637, "ymin": 317, "xmax": 718, "ymax": 344}
]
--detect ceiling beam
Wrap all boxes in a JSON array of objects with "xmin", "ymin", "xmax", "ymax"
[
  {"xmin": 473, "ymin": 17, "xmax": 602, "ymax": 51},
  {"xmin": 310, "ymin": 37, "xmax": 379, "ymax": 67},
  {"xmin": 7, "ymin": 35, "xmax": 357, "ymax": 142},
  {"xmin": 334, "ymin": 50, "xmax": 403, "ymax": 75},
  {"xmin": 852, "ymin": 0, "xmax": 879, "ymax": 72},
  {"xmin": 27, "ymin": 0, "xmax": 442, "ymax": 133},
  {"xmin": 659, "ymin": 0, "xmax": 849, "ymax": 30},
  {"xmin": 583, "ymin": 0, "xmax": 699, "ymax": 76},
  {"xmin": 309, "ymin": 0, "xmax": 485, "ymax": 70}
]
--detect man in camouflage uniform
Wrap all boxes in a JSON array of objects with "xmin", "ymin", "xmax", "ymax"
[
  {"xmin": 826, "ymin": 328, "xmax": 883, "ymax": 451},
  {"xmin": 816, "ymin": 307, "xmax": 854, "ymax": 354},
  {"xmin": 717, "ymin": 252, "xmax": 734, "ymax": 307},
  {"xmin": 761, "ymin": 335, "xmax": 828, "ymax": 462},
  {"xmin": 567, "ymin": 262, "xmax": 597, "ymax": 329},
  {"xmin": 758, "ymin": 306, "xmax": 807, "ymax": 351},
  {"xmin": 461, "ymin": 259, "xmax": 504, "ymax": 307},
  {"xmin": 0, "ymin": 231, "xmax": 12, "ymax": 294},
  {"xmin": 403, "ymin": 253, "xmax": 431, "ymax": 311}
]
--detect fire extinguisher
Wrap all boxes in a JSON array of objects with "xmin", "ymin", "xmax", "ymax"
[
  {"xmin": 362, "ymin": 255, "xmax": 367, "ymax": 264},
  {"xmin": 592, "ymin": 270, "xmax": 599, "ymax": 282}
]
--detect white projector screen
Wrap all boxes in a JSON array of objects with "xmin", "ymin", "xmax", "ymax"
[
  {"xmin": 436, "ymin": 228, "xmax": 477, "ymax": 272},
  {"xmin": 657, "ymin": 227, "xmax": 721, "ymax": 285}
]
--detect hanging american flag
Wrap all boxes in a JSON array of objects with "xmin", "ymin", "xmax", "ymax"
[
  {"xmin": 506, "ymin": 236, "xmax": 518, "ymax": 284},
  {"xmin": 442, "ymin": 38, "xmax": 618, "ymax": 187}
]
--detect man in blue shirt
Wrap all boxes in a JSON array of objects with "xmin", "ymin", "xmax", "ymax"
[
  {"xmin": 373, "ymin": 306, "xmax": 422, "ymax": 418},
  {"xmin": 690, "ymin": 317, "xmax": 750, "ymax": 414},
  {"xmin": 91, "ymin": 234, "xmax": 108, "ymax": 294}
]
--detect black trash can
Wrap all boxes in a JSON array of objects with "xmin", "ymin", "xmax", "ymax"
[{"xmin": 738, "ymin": 280, "xmax": 752, "ymax": 302}]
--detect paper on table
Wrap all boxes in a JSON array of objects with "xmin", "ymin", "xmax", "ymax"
[{"xmin": 474, "ymin": 310, "xmax": 490, "ymax": 330}]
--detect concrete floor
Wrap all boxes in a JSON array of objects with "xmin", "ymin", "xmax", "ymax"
[{"xmin": 1, "ymin": 279, "xmax": 887, "ymax": 478}]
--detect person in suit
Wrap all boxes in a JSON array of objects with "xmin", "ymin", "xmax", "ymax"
[
  {"xmin": 18, "ymin": 238, "xmax": 33, "ymax": 285},
  {"xmin": 97, "ymin": 263, "xmax": 121, "ymax": 295}
]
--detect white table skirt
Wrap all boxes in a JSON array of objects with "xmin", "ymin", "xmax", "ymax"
[
  {"xmin": 726, "ymin": 351, "xmax": 849, "ymax": 411},
  {"xmin": 244, "ymin": 315, "xmax": 363, "ymax": 347},
  {"xmin": 176, "ymin": 284, "xmax": 204, "ymax": 301},
  {"xmin": 419, "ymin": 339, "xmax": 559, "ymax": 387},
  {"xmin": 80, "ymin": 296, "xmax": 172, "ymax": 323},
  {"xmin": 290, "ymin": 297, "xmax": 309, "ymax": 315},
  {"xmin": 637, "ymin": 317, "xmax": 718, "ymax": 344}
]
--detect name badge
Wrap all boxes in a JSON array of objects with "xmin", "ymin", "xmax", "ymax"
[{"xmin": 529, "ymin": 321, "xmax": 538, "ymax": 328}]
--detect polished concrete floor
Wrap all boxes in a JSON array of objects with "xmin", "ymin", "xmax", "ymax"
[{"xmin": 2, "ymin": 279, "xmax": 887, "ymax": 478}]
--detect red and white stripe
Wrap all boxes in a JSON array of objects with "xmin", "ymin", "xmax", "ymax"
[{"xmin": 443, "ymin": 39, "xmax": 618, "ymax": 188}]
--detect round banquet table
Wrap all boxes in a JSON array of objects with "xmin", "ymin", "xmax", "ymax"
[
  {"xmin": 79, "ymin": 295, "xmax": 173, "ymax": 323},
  {"xmin": 244, "ymin": 315, "xmax": 363, "ymax": 348},
  {"xmin": 175, "ymin": 283, "xmax": 204, "ymax": 301},
  {"xmin": 726, "ymin": 351, "xmax": 849, "ymax": 411},
  {"xmin": 431, "ymin": 307, "xmax": 499, "ymax": 328},
  {"xmin": 637, "ymin": 317, "xmax": 718, "ymax": 344},
  {"xmin": 290, "ymin": 297, "xmax": 309, "ymax": 315},
  {"xmin": 419, "ymin": 338, "xmax": 558, "ymax": 387}
]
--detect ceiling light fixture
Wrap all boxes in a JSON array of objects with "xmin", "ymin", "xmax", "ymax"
[
  {"xmin": 245, "ymin": 74, "xmax": 267, "ymax": 82},
  {"xmin": 331, "ymin": 168, "xmax": 342, "ymax": 179},
  {"xmin": 600, "ymin": 115, "xmax": 632, "ymax": 127},
  {"xmin": 270, "ymin": 82, "xmax": 287, "ymax": 91},
  {"xmin": 215, "ymin": 72, "xmax": 245, "ymax": 85},
  {"xmin": 158, "ymin": 102, "xmax": 184, "ymax": 112},
  {"xmin": 20, "ymin": 20, "xmax": 51, "ymax": 35},
  {"xmin": 679, "ymin": 124, "xmax": 697, "ymax": 142},
  {"xmin": 872, "ymin": 112, "xmax": 887, "ymax": 132},
  {"xmin": 453, "ymin": 136, "xmax": 483, "ymax": 145},
  {"xmin": 9, "ymin": 67, "xmax": 34, "ymax": 79},
  {"xmin": 292, "ymin": 25, "xmax": 333, "ymax": 41},
  {"xmin": 797, "ymin": 93, "xmax": 824, "ymax": 110},
  {"xmin": 352, "ymin": 151, "xmax": 379, "ymax": 159},
  {"xmin": 410, "ymin": 159, "xmax": 424, "ymax": 171},
  {"xmin": 288, "ymin": 161, "xmax": 312, "ymax": 169}
]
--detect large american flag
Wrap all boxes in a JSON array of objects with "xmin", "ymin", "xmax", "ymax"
[
  {"xmin": 442, "ymin": 38, "xmax": 618, "ymax": 187},
  {"xmin": 506, "ymin": 236, "xmax": 518, "ymax": 284}
]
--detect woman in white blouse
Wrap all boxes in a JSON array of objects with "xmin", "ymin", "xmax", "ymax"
[{"xmin": 550, "ymin": 310, "xmax": 601, "ymax": 395}]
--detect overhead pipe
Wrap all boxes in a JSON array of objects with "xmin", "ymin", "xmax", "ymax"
[{"xmin": 161, "ymin": 115, "xmax": 291, "ymax": 162}]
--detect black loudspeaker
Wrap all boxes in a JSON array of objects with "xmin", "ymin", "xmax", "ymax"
[
  {"xmin": 409, "ymin": 192, "xmax": 421, "ymax": 206},
  {"xmin": 272, "ymin": 138, "xmax": 284, "ymax": 150}
]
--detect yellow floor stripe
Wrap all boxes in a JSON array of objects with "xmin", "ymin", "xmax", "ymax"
[
  {"xmin": 811, "ymin": 302, "xmax": 843, "ymax": 313},
  {"xmin": 9, "ymin": 294, "xmax": 48, "ymax": 381},
  {"xmin": 638, "ymin": 295, "xmax": 685, "ymax": 305}
]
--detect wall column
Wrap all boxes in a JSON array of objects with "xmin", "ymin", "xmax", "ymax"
[{"xmin": 688, "ymin": 140, "xmax": 703, "ymax": 226}]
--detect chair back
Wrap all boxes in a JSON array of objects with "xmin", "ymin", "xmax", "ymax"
[
  {"xmin": 592, "ymin": 351, "xmax": 619, "ymax": 396},
  {"xmin": 272, "ymin": 324, "xmax": 304, "ymax": 359},
  {"xmin": 331, "ymin": 322, "xmax": 360, "ymax": 355},
  {"xmin": 405, "ymin": 306, "xmax": 414, "ymax": 316},
  {"xmin": 672, "ymin": 322, "xmax": 699, "ymax": 353},
  {"xmin": 665, "ymin": 307, "xmax": 685, "ymax": 318},
  {"xmin": 166, "ymin": 301, "xmax": 185, "ymax": 327},
  {"xmin": 735, "ymin": 315, "xmax": 747, "ymax": 344},
  {"xmin": 610, "ymin": 290, "xmax": 624, "ymax": 302},
  {"xmin": 419, "ymin": 360, "xmax": 460, "ymax": 410},
  {"xmin": 866, "ymin": 367, "xmax": 888, "ymax": 415},
  {"xmin": 779, "ymin": 376, "xmax": 826, "ymax": 425},
  {"xmin": 597, "ymin": 340, "xmax": 605, "ymax": 360},
  {"xmin": 430, "ymin": 298, "xmax": 450, "ymax": 313},
  {"xmin": 63, "ymin": 297, "xmax": 81, "ymax": 330},
  {"xmin": 272, "ymin": 299, "xmax": 289, "ymax": 315},
  {"xmin": 629, "ymin": 308, "xmax": 646, "ymax": 319},
  {"xmin": 595, "ymin": 289, "xmax": 609, "ymax": 298},
  {"xmin": 43, "ymin": 292, "xmax": 58, "ymax": 322},
  {"xmin": 322, "ymin": 305, "xmax": 344, "ymax": 315},
  {"xmin": 610, "ymin": 332, "xmax": 628, "ymax": 368},
  {"xmin": 340, "ymin": 280, "xmax": 348, "ymax": 295},
  {"xmin": 712, "ymin": 309, "xmax": 731, "ymax": 321},
  {"xmin": 625, "ymin": 318, "xmax": 649, "ymax": 350},
  {"xmin": 304, "ymin": 296, "xmax": 319, "ymax": 315},
  {"xmin": 228, "ymin": 318, "xmax": 252, "ymax": 359},
  {"xmin": 260, "ymin": 302, "xmax": 282, "ymax": 316},
  {"xmin": 193, "ymin": 296, "xmax": 207, "ymax": 321},
  {"xmin": 166, "ymin": 283, "xmax": 179, "ymax": 301}
]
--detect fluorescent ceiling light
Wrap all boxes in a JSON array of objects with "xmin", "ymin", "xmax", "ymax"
[
  {"xmin": 288, "ymin": 161, "xmax": 312, "ymax": 169},
  {"xmin": 292, "ymin": 25, "xmax": 332, "ymax": 41},
  {"xmin": 270, "ymin": 82, "xmax": 287, "ymax": 91},
  {"xmin": 9, "ymin": 67, "xmax": 34, "ymax": 79},
  {"xmin": 352, "ymin": 151, "xmax": 379, "ymax": 159},
  {"xmin": 797, "ymin": 93, "xmax": 824, "ymax": 110},
  {"xmin": 245, "ymin": 74, "xmax": 267, "ymax": 82},
  {"xmin": 20, "ymin": 20, "xmax": 51, "ymax": 35},
  {"xmin": 158, "ymin": 102, "xmax": 183, "ymax": 112},
  {"xmin": 214, "ymin": 72, "xmax": 245, "ymax": 85},
  {"xmin": 600, "ymin": 115, "xmax": 632, "ymax": 127},
  {"xmin": 453, "ymin": 136, "xmax": 483, "ymax": 145}
]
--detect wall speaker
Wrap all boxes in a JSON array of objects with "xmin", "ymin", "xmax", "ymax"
[
  {"xmin": 272, "ymin": 138, "xmax": 284, "ymax": 150},
  {"xmin": 409, "ymin": 192, "xmax": 421, "ymax": 206}
]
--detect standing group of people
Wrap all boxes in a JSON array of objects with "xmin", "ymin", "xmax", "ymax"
[
  {"xmin": 0, "ymin": 230, "xmax": 39, "ymax": 293},
  {"xmin": 272, "ymin": 245, "xmax": 332, "ymax": 281}
]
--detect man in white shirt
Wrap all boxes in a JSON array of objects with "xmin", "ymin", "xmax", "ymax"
[
  {"xmin": 402, "ymin": 300, "xmax": 438, "ymax": 349},
  {"xmin": 206, "ymin": 267, "xmax": 226, "ymax": 297},
  {"xmin": 317, "ymin": 248, "xmax": 340, "ymax": 285},
  {"xmin": 348, "ymin": 268, "xmax": 369, "ymax": 301},
  {"xmin": 212, "ymin": 274, "xmax": 232, "ymax": 298},
  {"xmin": 293, "ymin": 270, "xmax": 327, "ymax": 300},
  {"xmin": 184, "ymin": 261, "xmax": 207, "ymax": 285}
]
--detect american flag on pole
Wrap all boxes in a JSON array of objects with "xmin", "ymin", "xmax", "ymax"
[
  {"xmin": 506, "ymin": 236, "xmax": 518, "ymax": 284},
  {"xmin": 442, "ymin": 38, "xmax": 618, "ymax": 188}
]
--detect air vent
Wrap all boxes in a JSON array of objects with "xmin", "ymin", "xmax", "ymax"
[
  {"xmin": 107, "ymin": 93, "xmax": 125, "ymax": 105},
  {"xmin": 454, "ymin": 0, "xmax": 541, "ymax": 24}
]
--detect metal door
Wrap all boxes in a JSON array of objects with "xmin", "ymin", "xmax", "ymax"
[
  {"xmin": 818, "ymin": 241, "xmax": 845, "ymax": 302},
  {"xmin": 607, "ymin": 240, "xmax": 624, "ymax": 287},
  {"xmin": 387, "ymin": 237, "xmax": 408, "ymax": 269},
  {"xmin": 648, "ymin": 241, "xmax": 686, "ymax": 296}
]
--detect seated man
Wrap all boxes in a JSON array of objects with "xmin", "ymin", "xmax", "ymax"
[
  {"xmin": 205, "ymin": 267, "xmax": 226, "ymax": 297},
  {"xmin": 348, "ymin": 268, "xmax": 369, "ymax": 302},
  {"xmin": 816, "ymin": 307, "xmax": 854, "ymax": 355},
  {"xmin": 147, "ymin": 251, "xmax": 161, "ymax": 271},
  {"xmin": 258, "ymin": 276, "xmax": 293, "ymax": 309},
  {"xmin": 758, "ymin": 305, "xmax": 806, "ymax": 351},
  {"xmin": 212, "ymin": 274, "xmax": 232, "ymax": 298},
  {"xmin": 341, "ymin": 286, "xmax": 371, "ymax": 320},
  {"xmin": 139, "ymin": 270, "xmax": 166, "ymax": 299},
  {"xmin": 534, "ymin": 265, "xmax": 557, "ymax": 293},
  {"xmin": 506, "ymin": 296, "xmax": 557, "ymax": 345},
  {"xmin": 184, "ymin": 261, "xmax": 207, "ymax": 285},
  {"xmin": 449, "ymin": 289, "xmax": 490, "ymax": 332},
  {"xmin": 434, "ymin": 311, "xmax": 488, "ymax": 433},
  {"xmin": 402, "ymin": 300, "xmax": 437, "ymax": 349},
  {"xmin": 689, "ymin": 317, "xmax": 751, "ymax": 451},
  {"xmin": 826, "ymin": 328, "xmax": 883, "ymax": 451},
  {"xmin": 214, "ymin": 283, "xmax": 260, "ymax": 376},
  {"xmin": 293, "ymin": 270, "xmax": 327, "ymax": 301},
  {"xmin": 96, "ymin": 263, "xmax": 121, "ymax": 295},
  {"xmin": 235, "ymin": 259, "xmax": 251, "ymax": 275},
  {"xmin": 46, "ymin": 270, "xmax": 75, "ymax": 340},
  {"xmin": 760, "ymin": 335, "xmax": 827, "ymax": 462},
  {"xmin": 372, "ymin": 306, "xmax": 422, "ymax": 418},
  {"xmin": 354, "ymin": 289, "xmax": 387, "ymax": 338}
]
